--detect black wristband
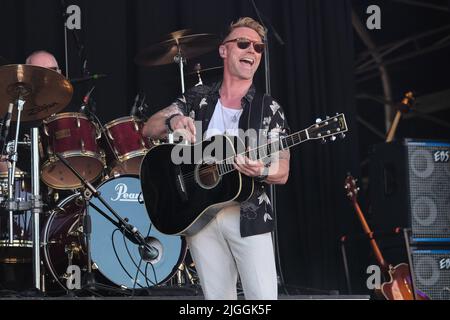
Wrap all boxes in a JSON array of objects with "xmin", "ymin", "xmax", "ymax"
[
  {"xmin": 165, "ymin": 114, "xmax": 181, "ymax": 133},
  {"xmin": 255, "ymin": 166, "xmax": 269, "ymax": 182}
]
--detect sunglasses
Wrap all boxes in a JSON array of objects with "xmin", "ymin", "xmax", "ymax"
[{"xmin": 223, "ymin": 38, "xmax": 265, "ymax": 54}]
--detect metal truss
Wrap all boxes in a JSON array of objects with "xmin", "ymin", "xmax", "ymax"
[{"xmin": 355, "ymin": 24, "xmax": 450, "ymax": 83}]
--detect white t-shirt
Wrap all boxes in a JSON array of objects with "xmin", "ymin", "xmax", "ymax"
[{"xmin": 204, "ymin": 100, "xmax": 243, "ymax": 140}]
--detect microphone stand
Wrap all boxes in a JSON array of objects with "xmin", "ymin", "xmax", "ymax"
[
  {"xmin": 250, "ymin": 0, "xmax": 290, "ymax": 296},
  {"xmin": 60, "ymin": 0, "xmax": 70, "ymax": 78},
  {"xmin": 53, "ymin": 154, "xmax": 159, "ymax": 289}
]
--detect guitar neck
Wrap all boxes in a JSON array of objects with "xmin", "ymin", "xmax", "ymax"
[
  {"xmin": 217, "ymin": 129, "xmax": 308, "ymax": 176},
  {"xmin": 385, "ymin": 111, "xmax": 402, "ymax": 143},
  {"xmin": 352, "ymin": 199, "xmax": 389, "ymax": 271}
]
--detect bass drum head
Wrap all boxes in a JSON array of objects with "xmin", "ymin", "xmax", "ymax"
[
  {"xmin": 43, "ymin": 175, "xmax": 186, "ymax": 290},
  {"xmin": 89, "ymin": 175, "xmax": 186, "ymax": 288}
]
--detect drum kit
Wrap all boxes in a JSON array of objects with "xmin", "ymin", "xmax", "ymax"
[{"xmin": 0, "ymin": 29, "xmax": 221, "ymax": 295}]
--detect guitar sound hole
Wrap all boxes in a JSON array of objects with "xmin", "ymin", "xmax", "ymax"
[{"xmin": 195, "ymin": 163, "xmax": 221, "ymax": 190}]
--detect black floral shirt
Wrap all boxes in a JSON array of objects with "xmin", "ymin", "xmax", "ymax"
[{"xmin": 173, "ymin": 82, "xmax": 289, "ymax": 237}]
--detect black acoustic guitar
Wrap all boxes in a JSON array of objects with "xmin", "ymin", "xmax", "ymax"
[{"xmin": 140, "ymin": 114, "xmax": 348, "ymax": 236}]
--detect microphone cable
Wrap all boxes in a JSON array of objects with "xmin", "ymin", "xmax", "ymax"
[{"xmin": 111, "ymin": 228, "xmax": 146, "ymax": 291}]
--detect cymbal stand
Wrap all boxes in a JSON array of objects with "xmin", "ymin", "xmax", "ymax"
[
  {"xmin": 30, "ymin": 128, "xmax": 43, "ymax": 291},
  {"xmin": 193, "ymin": 63, "xmax": 203, "ymax": 87},
  {"xmin": 174, "ymin": 46, "xmax": 186, "ymax": 94},
  {"xmin": 6, "ymin": 98, "xmax": 25, "ymax": 244},
  {"xmin": 4, "ymin": 95, "xmax": 43, "ymax": 291},
  {"xmin": 168, "ymin": 48, "xmax": 186, "ymax": 144}
]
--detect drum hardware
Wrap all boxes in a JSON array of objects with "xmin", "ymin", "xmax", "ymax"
[
  {"xmin": 176, "ymin": 262, "xmax": 196, "ymax": 286},
  {"xmin": 0, "ymin": 64, "xmax": 73, "ymax": 292},
  {"xmin": 189, "ymin": 63, "xmax": 224, "ymax": 87},
  {"xmin": 31, "ymin": 128, "xmax": 44, "ymax": 291}
]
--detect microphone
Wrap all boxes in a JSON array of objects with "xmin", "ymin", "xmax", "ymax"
[
  {"xmin": 70, "ymin": 74, "xmax": 107, "ymax": 84},
  {"xmin": 128, "ymin": 224, "xmax": 159, "ymax": 260},
  {"xmin": 138, "ymin": 93, "xmax": 148, "ymax": 116},
  {"xmin": 79, "ymin": 86, "xmax": 96, "ymax": 114},
  {"xmin": 130, "ymin": 93, "xmax": 140, "ymax": 116}
]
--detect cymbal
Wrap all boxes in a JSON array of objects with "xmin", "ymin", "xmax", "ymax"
[
  {"xmin": 135, "ymin": 30, "xmax": 221, "ymax": 67},
  {"xmin": 0, "ymin": 64, "xmax": 73, "ymax": 122}
]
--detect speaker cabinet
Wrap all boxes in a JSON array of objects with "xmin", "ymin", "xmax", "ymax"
[
  {"xmin": 370, "ymin": 139, "xmax": 450, "ymax": 241},
  {"xmin": 411, "ymin": 249, "xmax": 450, "ymax": 300}
]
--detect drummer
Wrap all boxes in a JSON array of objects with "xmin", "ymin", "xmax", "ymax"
[
  {"xmin": 0, "ymin": 50, "xmax": 61, "ymax": 172},
  {"xmin": 25, "ymin": 50, "xmax": 61, "ymax": 73}
]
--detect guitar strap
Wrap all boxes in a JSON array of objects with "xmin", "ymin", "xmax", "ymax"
[{"xmin": 240, "ymin": 90, "xmax": 267, "ymax": 149}]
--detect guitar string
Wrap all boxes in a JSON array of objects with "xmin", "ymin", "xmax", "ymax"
[
  {"xmin": 179, "ymin": 133, "xmax": 303, "ymax": 181},
  {"xmin": 177, "ymin": 118, "xmax": 344, "ymax": 181},
  {"xmin": 164, "ymin": 116, "xmax": 343, "ymax": 181}
]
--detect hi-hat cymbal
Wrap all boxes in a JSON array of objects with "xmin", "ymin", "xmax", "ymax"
[
  {"xmin": 135, "ymin": 30, "xmax": 221, "ymax": 67},
  {"xmin": 0, "ymin": 64, "xmax": 73, "ymax": 122}
]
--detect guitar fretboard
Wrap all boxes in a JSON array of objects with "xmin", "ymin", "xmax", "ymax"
[{"xmin": 217, "ymin": 129, "xmax": 309, "ymax": 176}]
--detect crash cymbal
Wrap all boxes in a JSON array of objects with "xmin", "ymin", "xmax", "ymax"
[
  {"xmin": 135, "ymin": 30, "xmax": 221, "ymax": 67},
  {"xmin": 0, "ymin": 64, "xmax": 73, "ymax": 122}
]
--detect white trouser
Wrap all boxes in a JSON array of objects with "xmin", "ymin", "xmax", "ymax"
[{"xmin": 186, "ymin": 204, "xmax": 278, "ymax": 300}]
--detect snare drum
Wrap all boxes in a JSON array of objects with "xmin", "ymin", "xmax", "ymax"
[
  {"xmin": 41, "ymin": 112, "xmax": 105, "ymax": 190},
  {"xmin": 103, "ymin": 116, "xmax": 152, "ymax": 175}
]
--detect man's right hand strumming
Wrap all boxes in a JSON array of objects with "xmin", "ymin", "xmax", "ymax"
[{"xmin": 168, "ymin": 114, "xmax": 197, "ymax": 143}]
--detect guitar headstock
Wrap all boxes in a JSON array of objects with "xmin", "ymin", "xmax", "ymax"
[
  {"xmin": 344, "ymin": 174, "xmax": 359, "ymax": 202},
  {"xmin": 399, "ymin": 91, "xmax": 415, "ymax": 114},
  {"xmin": 307, "ymin": 113, "xmax": 348, "ymax": 143}
]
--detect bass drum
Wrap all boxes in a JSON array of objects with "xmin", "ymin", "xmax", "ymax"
[{"xmin": 43, "ymin": 175, "xmax": 186, "ymax": 290}]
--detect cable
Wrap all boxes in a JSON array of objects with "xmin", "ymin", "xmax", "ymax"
[
  {"xmin": 121, "ymin": 223, "xmax": 159, "ymax": 289},
  {"xmin": 122, "ymin": 231, "xmax": 156, "ymax": 286},
  {"xmin": 111, "ymin": 228, "xmax": 145, "ymax": 290},
  {"xmin": 131, "ymin": 224, "xmax": 157, "ymax": 297}
]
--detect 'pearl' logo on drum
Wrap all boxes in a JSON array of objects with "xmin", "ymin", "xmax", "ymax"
[{"xmin": 111, "ymin": 183, "xmax": 141, "ymax": 202}]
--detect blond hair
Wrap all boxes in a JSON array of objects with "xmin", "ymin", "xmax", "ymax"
[{"xmin": 225, "ymin": 17, "xmax": 266, "ymax": 41}]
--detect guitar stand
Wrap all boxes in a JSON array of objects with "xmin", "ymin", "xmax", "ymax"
[{"xmin": 53, "ymin": 153, "xmax": 159, "ymax": 296}]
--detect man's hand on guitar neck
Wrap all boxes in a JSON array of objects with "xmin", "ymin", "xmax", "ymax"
[
  {"xmin": 234, "ymin": 154, "xmax": 265, "ymax": 178},
  {"xmin": 234, "ymin": 150, "xmax": 290, "ymax": 185}
]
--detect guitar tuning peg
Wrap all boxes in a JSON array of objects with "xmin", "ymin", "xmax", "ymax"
[
  {"xmin": 326, "ymin": 115, "xmax": 330, "ymax": 120},
  {"xmin": 321, "ymin": 138, "xmax": 327, "ymax": 144},
  {"xmin": 316, "ymin": 118, "xmax": 322, "ymax": 124},
  {"xmin": 340, "ymin": 133, "xmax": 346, "ymax": 139},
  {"xmin": 330, "ymin": 135, "xmax": 337, "ymax": 142}
]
